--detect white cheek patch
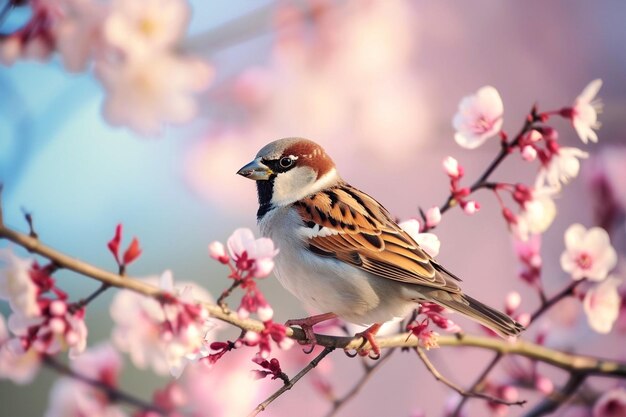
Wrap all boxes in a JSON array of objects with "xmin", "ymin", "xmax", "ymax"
[{"xmin": 271, "ymin": 167, "xmax": 339, "ymax": 207}]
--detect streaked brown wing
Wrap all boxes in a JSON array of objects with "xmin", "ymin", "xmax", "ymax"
[{"xmin": 294, "ymin": 183, "xmax": 462, "ymax": 293}]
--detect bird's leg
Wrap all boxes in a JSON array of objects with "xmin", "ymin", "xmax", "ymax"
[
  {"xmin": 352, "ymin": 323, "xmax": 382, "ymax": 359},
  {"xmin": 285, "ymin": 312, "xmax": 338, "ymax": 345}
]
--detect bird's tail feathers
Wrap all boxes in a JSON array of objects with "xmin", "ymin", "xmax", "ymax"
[{"xmin": 429, "ymin": 292, "xmax": 525, "ymax": 338}]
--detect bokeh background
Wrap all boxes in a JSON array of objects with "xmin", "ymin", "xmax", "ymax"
[{"xmin": 1, "ymin": 1, "xmax": 626, "ymax": 416}]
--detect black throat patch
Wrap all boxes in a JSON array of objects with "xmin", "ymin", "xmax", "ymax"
[{"xmin": 256, "ymin": 176, "xmax": 275, "ymax": 221}]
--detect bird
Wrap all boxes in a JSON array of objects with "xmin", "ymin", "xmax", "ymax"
[{"xmin": 237, "ymin": 138, "xmax": 524, "ymax": 356}]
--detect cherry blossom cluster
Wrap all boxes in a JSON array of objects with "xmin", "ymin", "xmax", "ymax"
[
  {"xmin": 205, "ymin": 228, "xmax": 292, "ymax": 374},
  {"xmin": 406, "ymin": 302, "xmax": 461, "ymax": 349},
  {"xmin": 45, "ymin": 344, "xmax": 125, "ymax": 417},
  {"xmin": 446, "ymin": 80, "xmax": 602, "ymax": 241},
  {"xmin": 0, "ymin": 0, "xmax": 212, "ymax": 135},
  {"xmin": 0, "ymin": 248, "xmax": 88, "ymax": 384},
  {"xmin": 561, "ymin": 224, "xmax": 620, "ymax": 333},
  {"xmin": 110, "ymin": 270, "xmax": 213, "ymax": 378},
  {"xmin": 442, "ymin": 155, "xmax": 480, "ymax": 215}
]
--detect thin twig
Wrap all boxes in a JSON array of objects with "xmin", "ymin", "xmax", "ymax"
[
  {"xmin": 69, "ymin": 282, "xmax": 111, "ymax": 313},
  {"xmin": 451, "ymin": 352, "xmax": 503, "ymax": 416},
  {"xmin": 324, "ymin": 349, "xmax": 396, "ymax": 417},
  {"xmin": 437, "ymin": 108, "xmax": 538, "ymax": 217},
  {"xmin": 43, "ymin": 355, "xmax": 166, "ymax": 415},
  {"xmin": 416, "ymin": 348, "xmax": 526, "ymax": 407},
  {"xmin": 248, "ymin": 347, "xmax": 335, "ymax": 417},
  {"xmin": 217, "ymin": 280, "xmax": 241, "ymax": 310},
  {"xmin": 530, "ymin": 280, "xmax": 583, "ymax": 324},
  {"xmin": 451, "ymin": 278, "xmax": 584, "ymax": 416},
  {"xmin": 522, "ymin": 372, "xmax": 587, "ymax": 417}
]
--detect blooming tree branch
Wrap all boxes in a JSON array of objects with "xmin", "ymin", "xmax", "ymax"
[
  {"xmin": 1, "ymin": 215, "xmax": 625, "ymax": 375},
  {"xmin": 248, "ymin": 346, "xmax": 335, "ymax": 417},
  {"xmin": 415, "ymin": 347, "xmax": 526, "ymax": 407},
  {"xmin": 324, "ymin": 349, "xmax": 396, "ymax": 417},
  {"xmin": 0, "ymin": 77, "xmax": 622, "ymax": 417},
  {"xmin": 42, "ymin": 355, "xmax": 167, "ymax": 415}
]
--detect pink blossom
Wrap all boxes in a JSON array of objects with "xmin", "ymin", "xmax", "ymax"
[
  {"xmin": 505, "ymin": 292, "xmax": 521, "ymax": 314},
  {"xmin": 185, "ymin": 352, "xmax": 261, "ymax": 417},
  {"xmin": 534, "ymin": 375, "xmax": 554, "ymax": 395},
  {"xmin": 72, "ymin": 343, "xmax": 122, "ymax": 384},
  {"xmin": 97, "ymin": 54, "xmax": 213, "ymax": 136},
  {"xmin": 103, "ymin": 0, "xmax": 190, "ymax": 58},
  {"xmin": 8, "ymin": 308, "xmax": 88, "ymax": 358},
  {"xmin": 0, "ymin": 248, "xmax": 40, "ymax": 317},
  {"xmin": 110, "ymin": 271, "xmax": 215, "ymax": 377},
  {"xmin": 521, "ymin": 145, "xmax": 537, "ymax": 162},
  {"xmin": 226, "ymin": 228, "xmax": 279, "ymax": 278},
  {"xmin": 569, "ymin": 79, "xmax": 603, "ymax": 144},
  {"xmin": 418, "ymin": 330, "xmax": 439, "ymax": 350},
  {"xmin": 453, "ymin": 86, "xmax": 504, "ymax": 149},
  {"xmin": 536, "ymin": 147, "xmax": 589, "ymax": 191},
  {"xmin": 583, "ymin": 276, "xmax": 621, "ymax": 334},
  {"xmin": 462, "ymin": 200, "xmax": 480, "ymax": 215},
  {"xmin": 208, "ymin": 241, "xmax": 228, "ymax": 263},
  {"xmin": 518, "ymin": 187, "xmax": 557, "ymax": 236},
  {"xmin": 442, "ymin": 156, "xmax": 462, "ymax": 178},
  {"xmin": 560, "ymin": 224, "xmax": 617, "ymax": 281},
  {"xmin": 398, "ymin": 219, "xmax": 441, "ymax": 257},
  {"xmin": 593, "ymin": 387, "xmax": 626, "ymax": 417},
  {"xmin": 0, "ymin": 314, "xmax": 41, "ymax": 384},
  {"xmin": 425, "ymin": 206, "xmax": 442, "ymax": 228},
  {"xmin": 45, "ymin": 345, "xmax": 126, "ymax": 417},
  {"xmin": 55, "ymin": 0, "xmax": 108, "ymax": 72}
]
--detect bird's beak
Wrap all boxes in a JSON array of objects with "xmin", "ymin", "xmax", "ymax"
[{"xmin": 236, "ymin": 158, "xmax": 273, "ymax": 180}]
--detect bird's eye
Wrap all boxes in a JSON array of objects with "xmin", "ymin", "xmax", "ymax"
[{"xmin": 279, "ymin": 157, "xmax": 294, "ymax": 168}]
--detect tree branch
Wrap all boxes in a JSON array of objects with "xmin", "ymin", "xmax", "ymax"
[
  {"xmin": 324, "ymin": 349, "xmax": 396, "ymax": 417},
  {"xmin": 451, "ymin": 352, "xmax": 503, "ymax": 416},
  {"xmin": 43, "ymin": 355, "xmax": 166, "ymax": 415},
  {"xmin": 530, "ymin": 280, "xmax": 583, "ymax": 324},
  {"xmin": 416, "ymin": 348, "xmax": 525, "ymax": 407},
  {"xmin": 522, "ymin": 372, "xmax": 587, "ymax": 417},
  {"xmin": 248, "ymin": 346, "xmax": 335, "ymax": 417},
  {"xmin": 2, "ymin": 223, "xmax": 626, "ymax": 380}
]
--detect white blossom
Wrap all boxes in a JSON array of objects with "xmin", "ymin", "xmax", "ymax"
[
  {"xmin": 571, "ymin": 79, "xmax": 602, "ymax": 144},
  {"xmin": 453, "ymin": 86, "xmax": 503, "ymax": 149},
  {"xmin": 0, "ymin": 248, "xmax": 40, "ymax": 318},
  {"xmin": 535, "ymin": 147, "xmax": 589, "ymax": 191},
  {"xmin": 560, "ymin": 224, "xmax": 617, "ymax": 281}
]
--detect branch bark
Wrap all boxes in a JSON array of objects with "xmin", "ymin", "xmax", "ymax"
[
  {"xmin": 248, "ymin": 347, "xmax": 335, "ymax": 417},
  {"xmin": 2, "ymin": 223, "xmax": 626, "ymax": 381}
]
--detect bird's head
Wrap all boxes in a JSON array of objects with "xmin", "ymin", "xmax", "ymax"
[{"xmin": 237, "ymin": 138, "xmax": 340, "ymax": 217}]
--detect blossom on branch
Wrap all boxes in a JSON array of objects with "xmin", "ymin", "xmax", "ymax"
[
  {"xmin": 562, "ymin": 79, "xmax": 603, "ymax": 144},
  {"xmin": 0, "ymin": 313, "xmax": 41, "ymax": 384},
  {"xmin": 593, "ymin": 387, "xmax": 626, "ymax": 417},
  {"xmin": 583, "ymin": 276, "xmax": 622, "ymax": 334},
  {"xmin": 0, "ymin": 248, "xmax": 40, "ymax": 318},
  {"xmin": 226, "ymin": 228, "xmax": 279, "ymax": 278},
  {"xmin": 512, "ymin": 234, "xmax": 542, "ymax": 286},
  {"xmin": 399, "ymin": 219, "xmax": 441, "ymax": 257},
  {"xmin": 103, "ymin": 0, "xmax": 189, "ymax": 58},
  {"xmin": 110, "ymin": 271, "xmax": 214, "ymax": 377},
  {"xmin": 97, "ymin": 54, "xmax": 213, "ymax": 136},
  {"xmin": 560, "ymin": 224, "xmax": 617, "ymax": 281},
  {"xmin": 55, "ymin": 0, "xmax": 108, "ymax": 72},
  {"xmin": 536, "ymin": 146, "xmax": 589, "ymax": 191},
  {"xmin": 44, "ymin": 344, "xmax": 126, "ymax": 417},
  {"xmin": 453, "ymin": 86, "xmax": 504, "ymax": 149}
]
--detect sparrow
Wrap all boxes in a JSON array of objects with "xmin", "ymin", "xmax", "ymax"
[{"xmin": 237, "ymin": 138, "xmax": 523, "ymax": 355}]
